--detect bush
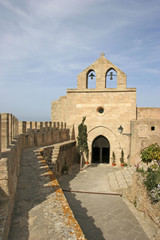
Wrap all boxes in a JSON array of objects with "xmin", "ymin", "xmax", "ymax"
[
  {"xmin": 150, "ymin": 184, "xmax": 160, "ymax": 202},
  {"xmin": 141, "ymin": 143, "xmax": 160, "ymax": 166},
  {"xmin": 136, "ymin": 167, "xmax": 144, "ymax": 173},
  {"xmin": 144, "ymin": 171, "xmax": 157, "ymax": 191}
]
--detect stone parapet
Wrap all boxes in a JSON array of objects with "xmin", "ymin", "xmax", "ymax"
[
  {"xmin": 36, "ymin": 149, "xmax": 86, "ymax": 239},
  {"xmin": 0, "ymin": 113, "xmax": 18, "ymax": 153},
  {"xmin": 42, "ymin": 140, "xmax": 77, "ymax": 177},
  {"xmin": 0, "ymin": 113, "xmax": 67, "ymax": 156},
  {"xmin": 0, "ymin": 112, "xmax": 70, "ymax": 240}
]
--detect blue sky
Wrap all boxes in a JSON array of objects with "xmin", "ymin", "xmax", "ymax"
[{"xmin": 0, "ymin": 0, "xmax": 160, "ymax": 121}]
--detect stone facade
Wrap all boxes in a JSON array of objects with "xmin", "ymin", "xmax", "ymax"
[{"xmin": 51, "ymin": 54, "xmax": 160, "ymax": 165}]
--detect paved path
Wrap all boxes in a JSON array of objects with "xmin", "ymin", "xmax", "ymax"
[
  {"xmin": 8, "ymin": 148, "xmax": 85, "ymax": 240},
  {"xmin": 108, "ymin": 166, "xmax": 136, "ymax": 192},
  {"xmin": 58, "ymin": 164, "xmax": 149, "ymax": 240}
]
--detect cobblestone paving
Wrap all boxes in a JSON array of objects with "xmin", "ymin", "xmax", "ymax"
[
  {"xmin": 59, "ymin": 164, "xmax": 149, "ymax": 240},
  {"xmin": 8, "ymin": 148, "xmax": 85, "ymax": 240}
]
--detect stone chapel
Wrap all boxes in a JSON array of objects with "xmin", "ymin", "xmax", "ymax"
[{"xmin": 51, "ymin": 53, "xmax": 160, "ymax": 165}]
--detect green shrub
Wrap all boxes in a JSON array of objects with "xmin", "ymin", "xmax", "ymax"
[
  {"xmin": 136, "ymin": 167, "xmax": 144, "ymax": 173},
  {"xmin": 112, "ymin": 151, "xmax": 116, "ymax": 164},
  {"xmin": 141, "ymin": 143, "xmax": 160, "ymax": 166},
  {"xmin": 120, "ymin": 149, "xmax": 124, "ymax": 163},
  {"xmin": 150, "ymin": 183, "xmax": 160, "ymax": 202},
  {"xmin": 144, "ymin": 172, "xmax": 157, "ymax": 191}
]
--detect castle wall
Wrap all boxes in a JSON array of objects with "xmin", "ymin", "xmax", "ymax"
[
  {"xmin": 51, "ymin": 96, "xmax": 67, "ymax": 123},
  {"xmin": 130, "ymin": 118, "xmax": 160, "ymax": 165},
  {"xmin": 137, "ymin": 107, "xmax": 160, "ymax": 119},
  {"xmin": 0, "ymin": 113, "xmax": 69, "ymax": 240}
]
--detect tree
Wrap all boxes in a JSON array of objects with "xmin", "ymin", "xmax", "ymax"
[
  {"xmin": 141, "ymin": 143, "xmax": 160, "ymax": 167},
  {"xmin": 112, "ymin": 151, "xmax": 116, "ymax": 165},
  {"xmin": 120, "ymin": 149, "xmax": 124, "ymax": 164},
  {"xmin": 77, "ymin": 116, "xmax": 89, "ymax": 170}
]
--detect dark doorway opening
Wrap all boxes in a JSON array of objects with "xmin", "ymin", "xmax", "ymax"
[
  {"xmin": 92, "ymin": 135, "xmax": 110, "ymax": 163},
  {"xmin": 92, "ymin": 147, "xmax": 100, "ymax": 163}
]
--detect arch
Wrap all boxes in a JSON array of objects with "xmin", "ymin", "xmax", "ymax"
[
  {"xmin": 86, "ymin": 69, "xmax": 96, "ymax": 89},
  {"xmin": 88, "ymin": 126, "xmax": 121, "ymax": 164},
  {"xmin": 88, "ymin": 125, "xmax": 117, "ymax": 136},
  {"xmin": 105, "ymin": 68, "xmax": 117, "ymax": 88},
  {"xmin": 92, "ymin": 135, "xmax": 110, "ymax": 163}
]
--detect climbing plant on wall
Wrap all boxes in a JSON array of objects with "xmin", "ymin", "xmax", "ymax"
[{"xmin": 77, "ymin": 116, "xmax": 89, "ymax": 169}]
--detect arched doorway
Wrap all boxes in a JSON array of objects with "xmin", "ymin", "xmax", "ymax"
[{"xmin": 92, "ymin": 135, "xmax": 110, "ymax": 163}]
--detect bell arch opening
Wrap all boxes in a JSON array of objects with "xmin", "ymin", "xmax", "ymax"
[
  {"xmin": 105, "ymin": 68, "xmax": 117, "ymax": 88},
  {"xmin": 92, "ymin": 135, "xmax": 110, "ymax": 163},
  {"xmin": 86, "ymin": 69, "xmax": 96, "ymax": 89}
]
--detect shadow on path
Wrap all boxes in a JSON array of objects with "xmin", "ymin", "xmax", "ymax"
[
  {"xmin": 8, "ymin": 148, "xmax": 60, "ymax": 240},
  {"xmin": 58, "ymin": 163, "xmax": 149, "ymax": 240},
  {"xmin": 58, "ymin": 164, "xmax": 106, "ymax": 240}
]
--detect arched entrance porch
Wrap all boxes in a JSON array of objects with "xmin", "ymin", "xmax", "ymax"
[{"xmin": 92, "ymin": 135, "xmax": 110, "ymax": 163}]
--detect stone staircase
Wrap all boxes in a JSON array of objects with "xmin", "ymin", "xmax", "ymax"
[
  {"xmin": 43, "ymin": 145, "xmax": 60, "ymax": 172},
  {"xmin": 50, "ymin": 145, "xmax": 60, "ymax": 172},
  {"xmin": 108, "ymin": 167, "xmax": 136, "ymax": 193}
]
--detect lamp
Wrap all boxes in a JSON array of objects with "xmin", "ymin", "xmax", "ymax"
[
  {"xmin": 118, "ymin": 125, "xmax": 131, "ymax": 136},
  {"xmin": 118, "ymin": 125, "xmax": 123, "ymax": 134},
  {"xmin": 89, "ymin": 72, "xmax": 95, "ymax": 80}
]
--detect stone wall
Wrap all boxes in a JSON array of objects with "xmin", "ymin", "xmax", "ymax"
[
  {"xmin": 137, "ymin": 107, "xmax": 160, "ymax": 120},
  {"xmin": 130, "ymin": 119, "xmax": 160, "ymax": 164},
  {"xmin": 0, "ymin": 113, "xmax": 69, "ymax": 240},
  {"xmin": 42, "ymin": 140, "xmax": 77, "ymax": 177},
  {"xmin": 124, "ymin": 173, "xmax": 160, "ymax": 231}
]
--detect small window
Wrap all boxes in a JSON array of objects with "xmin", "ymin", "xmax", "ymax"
[
  {"xmin": 151, "ymin": 126, "xmax": 155, "ymax": 131},
  {"xmin": 97, "ymin": 107, "xmax": 104, "ymax": 114}
]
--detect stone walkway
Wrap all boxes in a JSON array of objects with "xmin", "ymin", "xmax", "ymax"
[
  {"xmin": 108, "ymin": 166, "xmax": 135, "ymax": 193},
  {"xmin": 8, "ymin": 148, "xmax": 85, "ymax": 240},
  {"xmin": 58, "ymin": 164, "xmax": 149, "ymax": 240}
]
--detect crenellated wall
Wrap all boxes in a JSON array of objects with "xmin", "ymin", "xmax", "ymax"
[
  {"xmin": 0, "ymin": 113, "xmax": 67, "ymax": 155},
  {"xmin": 0, "ymin": 112, "xmax": 70, "ymax": 240}
]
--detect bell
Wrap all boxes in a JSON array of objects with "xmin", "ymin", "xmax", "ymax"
[
  {"xmin": 89, "ymin": 72, "xmax": 95, "ymax": 80},
  {"xmin": 110, "ymin": 72, "xmax": 113, "ymax": 80}
]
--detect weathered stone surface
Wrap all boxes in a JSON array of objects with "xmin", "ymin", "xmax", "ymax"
[
  {"xmin": 125, "ymin": 173, "xmax": 160, "ymax": 229},
  {"xmin": 8, "ymin": 148, "xmax": 86, "ymax": 240},
  {"xmin": 108, "ymin": 168, "xmax": 160, "ymax": 239},
  {"xmin": 59, "ymin": 164, "xmax": 149, "ymax": 240}
]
